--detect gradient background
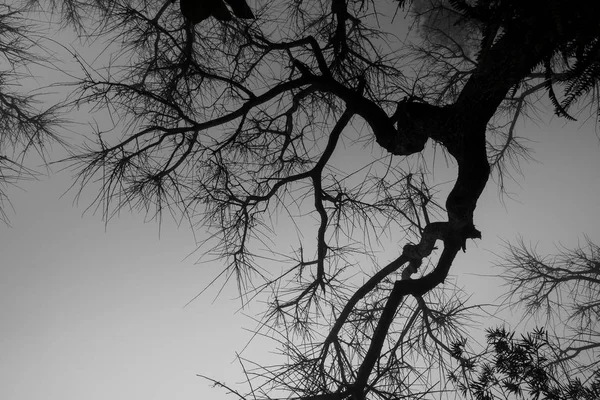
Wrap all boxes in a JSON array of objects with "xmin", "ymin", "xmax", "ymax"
[{"xmin": 1, "ymin": 8, "xmax": 600, "ymax": 400}]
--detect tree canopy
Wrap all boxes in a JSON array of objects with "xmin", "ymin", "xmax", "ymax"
[
  {"xmin": 0, "ymin": 2, "xmax": 62, "ymax": 223},
  {"xmin": 2, "ymin": 0, "xmax": 600, "ymax": 399}
]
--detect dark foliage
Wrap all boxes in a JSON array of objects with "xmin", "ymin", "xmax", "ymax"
[{"xmin": 452, "ymin": 327, "xmax": 600, "ymax": 400}]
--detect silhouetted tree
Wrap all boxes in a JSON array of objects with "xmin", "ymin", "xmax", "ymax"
[
  {"xmin": 33, "ymin": 0, "xmax": 600, "ymax": 399},
  {"xmin": 0, "ymin": 2, "xmax": 62, "ymax": 223},
  {"xmin": 451, "ymin": 327, "xmax": 600, "ymax": 400},
  {"xmin": 497, "ymin": 237, "xmax": 600, "ymax": 377}
]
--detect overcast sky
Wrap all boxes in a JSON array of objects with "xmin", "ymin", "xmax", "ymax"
[{"xmin": 1, "ymin": 6, "xmax": 600, "ymax": 400}]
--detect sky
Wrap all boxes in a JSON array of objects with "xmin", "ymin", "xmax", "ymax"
[{"xmin": 1, "ymin": 4, "xmax": 600, "ymax": 400}]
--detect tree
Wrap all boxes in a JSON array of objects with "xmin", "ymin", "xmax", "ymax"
[
  {"xmin": 497, "ymin": 237, "xmax": 600, "ymax": 377},
  {"xmin": 34, "ymin": 0, "xmax": 600, "ymax": 399},
  {"xmin": 0, "ymin": 2, "xmax": 63, "ymax": 223},
  {"xmin": 453, "ymin": 327, "xmax": 600, "ymax": 400},
  {"xmin": 443, "ymin": 237, "xmax": 600, "ymax": 399}
]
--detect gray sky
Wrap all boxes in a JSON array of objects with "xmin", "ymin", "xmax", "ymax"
[{"xmin": 1, "ymin": 5, "xmax": 600, "ymax": 400}]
